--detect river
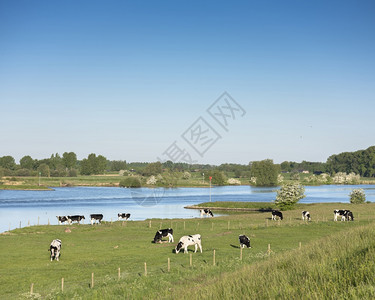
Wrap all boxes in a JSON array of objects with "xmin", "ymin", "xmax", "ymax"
[{"xmin": 1, "ymin": 185, "xmax": 375, "ymax": 233}]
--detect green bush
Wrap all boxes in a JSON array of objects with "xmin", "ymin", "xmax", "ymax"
[
  {"xmin": 275, "ymin": 182, "xmax": 306, "ymax": 210},
  {"xmin": 350, "ymin": 188, "xmax": 366, "ymax": 204},
  {"xmin": 119, "ymin": 177, "xmax": 141, "ymax": 188}
]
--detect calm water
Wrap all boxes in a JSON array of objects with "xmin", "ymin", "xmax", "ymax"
[{"xmin": 1, "ymin": 185, "xmax": 375, "ymax": 233}]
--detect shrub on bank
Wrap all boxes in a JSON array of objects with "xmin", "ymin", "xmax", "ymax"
[
  {"xmin": 275, "ymin": 182, "xmax": 306, "ymax": 210},
  {"xmin": 119, "ymin": 177, "xmax": 141, "ymax": 188},
  {"xmin": 350, "ymin": 188, "xmax": 366, "ymax": 204}
]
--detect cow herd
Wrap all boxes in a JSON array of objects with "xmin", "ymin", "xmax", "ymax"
[
  {"xmin": 56, "ymin": 213, "xmax": 131, "ymax": 226},
  {"xmin": 49, "ymin": 208, "xmax": 355, "ymax": 261}
]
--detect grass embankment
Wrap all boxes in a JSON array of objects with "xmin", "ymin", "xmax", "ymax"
[{"xmin": 1, "ymin": 203, "xmax": 374, "ymax": 299}]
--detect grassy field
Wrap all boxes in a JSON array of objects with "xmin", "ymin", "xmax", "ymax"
[{"xmin": 1, "ymin": 202, "xmax": 375, "ymax": 299}]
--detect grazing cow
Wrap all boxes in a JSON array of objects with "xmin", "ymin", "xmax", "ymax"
[
  {"xmin": 343, "ymin": 210, "xmax": 354, "ymax": 221},
  {"xmin": 175, "ymin": 234, "xmax": 202, "ymax": 254},
  {"xmin": 118, "ymin": 213, "xmax": 131, "ymax": 221},
  {"xmin": 302, "ymin": 211, "xmax": 311, "ymax": 221},
  {"xmin": 334, "ymin": 209, "xmax": 352, "ymax": 221},
  {"xmin": 67, "ymin": 215, "xmax": 85, "ymax": 225},
  {"xmin": 56, "ymin": 216, "xmax": 68, "ymax": 225},
  {"xmin": 239, "ymin": 234, "xmax": 251, "ymax": 248},
  {"xmin": 49, "ymin": 239, "xmax": 62, "ymax": 261},
  {"xmin": 90, "ymin": 214, "xmax": 103, "ymax": 225},
  {"xmin": 271, "ymin": 210, "xmax": 283, "ymax": 220},
  {"xmin": 153, "ymin": 228, "xmax": 174, "ymax": 243},
  {"xmin": 200, "ymin": 209, "xmax": 214, "ymax": 217}
]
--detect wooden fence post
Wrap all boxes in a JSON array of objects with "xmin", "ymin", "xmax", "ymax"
[
  {"xmin": 30, "ymin": 283, "xmax": 34, "ymax": 294},
  {"xmin": 149, "ymin": 220, "xmax": 152, "ymax": 228},
  {"xmin": 144, "ymin": 262, "xmax": 147, "ymax": 276},
  {"xmin": 213, "ymin": 249, "xmax": 216, "ymax": 266},
  {"xmin": 61, "ymin": 278, "xmax": 64, "ymax": 292},
  {"xmin": 268, "ymin": 244, "xmax": 271, "ymax": 256},
  {"xmin": 168, "ymin": 258, "xmax": 170, "ymax": 272},
  {"xmin": 299, "ymin": 242, "xmax": 302, "ymax": 250},
  {"xmin": 91, "ymin": 272, "xmax": 94, "ymax": 288},
  {"xmin": 118, "ymin": 267, "xmax": 121, "ymax": 280}
]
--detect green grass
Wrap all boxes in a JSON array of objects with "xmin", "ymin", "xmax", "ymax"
[{"xmin": 1, "ymin": 203, "xmax": 375, "ymax": 299}]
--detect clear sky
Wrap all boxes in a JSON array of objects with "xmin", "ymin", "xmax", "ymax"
[{"xmin": 1, "ymin": 0, "xmax": 374, "ymax": 165}]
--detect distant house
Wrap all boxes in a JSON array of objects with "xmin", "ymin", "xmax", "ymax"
[{"xmin": 302, "ymin": 170, "xmax": 309, "ymax": 174}]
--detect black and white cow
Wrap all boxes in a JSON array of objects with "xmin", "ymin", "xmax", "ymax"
[
  {"xmin": 334, "ymin": 209, "xmax": 347, "ymax": 221},
  {"xmin": 271, "ymin": 210, "xmax": 283, "ymax": 220},
  {"xmin": 118, "ymin": 213, "xmax": 131, "ymax": 221},
  {"xmin": 90, "ymin": 214, "xmax": 103, "ymax": 225},
  {"xmin": 239, "ymin": 234, "xmax": 251, "ymax": 248},
  {"xmin": 334, "ymin": 209, "xmax": 353, "ymax": 221},
  {"xmin": 49, "ymin": 239, "xmax": 62, "ymax": 261},
  {"xmin": 345, "ymin": 210, "xmax": 354, "ymax": 221},
  {"xmin": 56, "ymin": 216, "xmax": 68, "ymax": 225},
  {"xmin": 175, "ymin": 234, "xmax": 202, "ymax": 254},
  {"xmin": 153, "ymin": 228, "xmax": 174, "ymax": 243},
  {"xmin": 302, "ymin": 211, "xmax": 311, "ymax": 221},
  {"xmin": 67, "ymin": 215, "xmax": 85, "ymax": 225},
  {"xmin": 200, "ymin": 209, "xmax": 214, "ymax": 217}
]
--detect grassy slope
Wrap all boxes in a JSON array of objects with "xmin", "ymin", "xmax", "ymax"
[{"xmin": 0, "ymin": 203, "xmax": 374, "ymax": 299}]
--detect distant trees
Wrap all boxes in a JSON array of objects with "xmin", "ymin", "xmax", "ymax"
[
  {"xmin": 327, "ymin": 146, "xmax": 375, "ymax": 177},
  {"xmin": 0, "ymin": 156, "xmax": 16, "ymax": 170},
  {"xmin": 80, "ymin": 154, "xmax": 107, "ymax": 175},
  {"xmin": 250, "ymin": 159, "xmax": 280, "ymax": 186},
  {"xmin": 62, "ymin": 152, "xmax": 77, "ymax": 170},
  {"xmin": 204, "ymin": 170, "xmax": 227, "ymax": 186},
  {"xmin": 20, "ymin": 155, "xmax": 35, "ymax": 170},
  {"xmin": 142, "ymin": 162, "xmax": 162, "ymax": 176}
]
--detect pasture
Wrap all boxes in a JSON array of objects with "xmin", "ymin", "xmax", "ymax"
[{"xmin": 1, "ymin": 202, "xmax": 374, "ymax": 299}]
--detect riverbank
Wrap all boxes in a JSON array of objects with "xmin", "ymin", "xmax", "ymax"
[{"xmin": 1, "ymin": 173, "xmax": 375, "ymax": 190}]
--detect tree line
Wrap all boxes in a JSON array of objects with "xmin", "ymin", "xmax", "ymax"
[{"xmin": 0, "ymin": 145, "xmax": 374, "ymax": 183}]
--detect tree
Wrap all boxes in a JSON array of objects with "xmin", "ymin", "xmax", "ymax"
[
  {"xmin": 62, "ymin": 152, "xmax": 77, "ymax": 170},
  {"xmin": 20, "ymin": 155, "xmax": 35, "ymax": 170},
  {"xmin": 38, "ymin": 163, "xmax": 50, "ymax": 177},
  {"xmin": 204, "ymin": 170, "xmax": 227, "ymax": 186},
  {"xmin": 0, "ymin": 156, "xmax": 16, "ymax": 170},
  {"xmin": 80, "ymin": 153, "xmax": 107, "ymax": 175},
  {"xmin": 250, "ymin": 159, "xmax": 280, "ymax": 186},
  {"xmin": 350, "ymin": 188, "xmax": 366, "ymax": 204},
  {"xmin": 109, "ymin": 160, "xmax": 127, "ymax": 172},
  {"xmin": 275, "ymin": 182, "xmax": 306, "ymax": 210},
  {"xmin": 142, "ymin": 162, "xmax": 162, "ymax": 176}
]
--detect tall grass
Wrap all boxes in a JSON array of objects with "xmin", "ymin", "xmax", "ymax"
[{"xmin": 174, "ymin": 223, "xmax": 375, "ymax": 299}]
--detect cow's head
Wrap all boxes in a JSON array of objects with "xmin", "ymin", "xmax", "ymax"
[
  {"xmin": 175, "ymin": 242, "xmax": 183, "ymax": 254},
  {"xmin": 153, "ymin": 233, "xmax": 162, "ymax": 243}
]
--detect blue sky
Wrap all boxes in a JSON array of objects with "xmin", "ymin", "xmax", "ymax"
[{"xmin": 1, "ymin": 0, "xmax": 374, "ymax": 165}]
